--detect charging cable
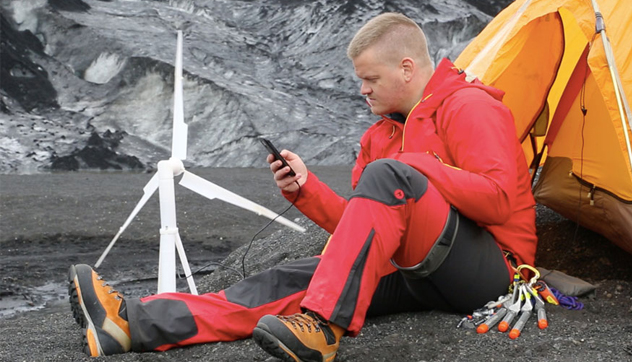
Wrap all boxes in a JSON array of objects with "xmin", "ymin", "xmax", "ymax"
[{"xmin": 180, "ymin": 181, "xmax": 302, "ymax": 280}]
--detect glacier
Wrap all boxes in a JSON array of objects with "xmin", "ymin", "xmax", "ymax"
[{"xmin": 0, "ymin": 0, "xmax": 509, "ymax": 174}]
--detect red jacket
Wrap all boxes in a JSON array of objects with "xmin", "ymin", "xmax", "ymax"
[{"xmin": 285, "ymin": 59, "xmax": 538, "ymax": 266}]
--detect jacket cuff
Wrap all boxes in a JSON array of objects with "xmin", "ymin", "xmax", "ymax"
[{"xmin": 281, "ymin": 170, "xmax": 320, "ymax": 203}]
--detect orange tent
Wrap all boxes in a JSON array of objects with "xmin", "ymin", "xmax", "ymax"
[{"xmin": 455, "ymin": 0, "xmax": 632, "ymax": 254}]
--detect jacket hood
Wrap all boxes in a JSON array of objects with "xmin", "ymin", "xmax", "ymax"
[{"xmin": 411, "ymin": 58, "xmax": 505, "ymax": 119}]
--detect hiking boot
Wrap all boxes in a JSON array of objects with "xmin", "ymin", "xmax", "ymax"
[
  {"xmin": 253, "ymin": 312, "xmax": 345, "ymax": 362},
  {"xmin": 68, "ymin": 264, "xmax": 131, "ymax": 356},
  {"xmin": 68, "ymin": 266, "xmax": 85, "ymax": 328}
]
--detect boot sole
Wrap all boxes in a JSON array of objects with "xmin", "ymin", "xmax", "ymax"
[
  {"xmin": 253, "ymin": 326, "xmax": 302, "ymax": 362},
  {"xmin": 67, "ymin": 265, "xmax": 85, "ymax": 327},
  {"xmin": 68, "ymin": 265, "xmax": 104, "ymax": 356}
]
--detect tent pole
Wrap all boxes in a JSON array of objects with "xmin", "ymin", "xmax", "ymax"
[{"xmin": 590, "ymin": 0, "xmax": 632, "ymax": 174}]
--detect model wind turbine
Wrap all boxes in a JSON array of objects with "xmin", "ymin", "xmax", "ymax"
[{"xmin": 95, "ymin": 30, "xmax": 306, "ymax": 295}]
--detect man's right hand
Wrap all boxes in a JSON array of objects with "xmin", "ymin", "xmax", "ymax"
[{"xmin": 267, "ymin": 149, "xmax": 307, "ymax": 193}]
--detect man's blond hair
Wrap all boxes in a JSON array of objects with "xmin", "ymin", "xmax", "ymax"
[{"xmin": 347, "ymin": 13, "xmax": 431, "ymax": 67}]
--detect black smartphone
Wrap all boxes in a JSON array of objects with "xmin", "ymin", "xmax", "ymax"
[{"xmin": 259, "ymin": 138, "xmax": 296, "ymax": 177}]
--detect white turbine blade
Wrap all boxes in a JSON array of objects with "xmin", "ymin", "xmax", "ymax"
[
  {"xmin": 179, "ymin": 170, "xmax": 306, "ymax": 233},
  {"xmin": 95, "ymin": 173, "xmax": 160, "ymax": 267},
  {"xmin": 171, "ymin": 30, "xmax": 188, "ymax": 160}
]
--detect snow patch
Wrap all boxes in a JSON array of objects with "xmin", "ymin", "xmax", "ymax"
[
  {"xmin": 84, "ymin": 53, "xmax": 127, "ymax": 84},
  {"xmin": 167, "ymin": 0, "xmax": 196, "ymax": 14},
  {"xmin": 7, "ymin": 0, "xmax": 47, "ymax": 33}
]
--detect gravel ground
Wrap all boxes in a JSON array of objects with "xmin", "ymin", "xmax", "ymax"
[{"xmin": 1, "ymin": 166, "xmax": 631, "ymax": 362}]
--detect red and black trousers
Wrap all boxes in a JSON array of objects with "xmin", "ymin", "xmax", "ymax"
[{"xmin": 127, "ymin": 159, "xmax": 512, "ymax": 351}]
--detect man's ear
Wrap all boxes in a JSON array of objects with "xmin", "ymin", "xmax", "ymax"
[{"xmin": 401, "ymin": 57, "xmax": 415, "ymax": 82}]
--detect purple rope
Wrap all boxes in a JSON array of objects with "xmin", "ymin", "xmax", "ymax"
[{"xmin": 551, "ymin": 287, "xmax": 584, "ymax": 310}]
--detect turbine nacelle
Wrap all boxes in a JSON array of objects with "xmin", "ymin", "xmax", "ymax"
[{"xmin": 158, "ymin": 157, "xmax": 185, "ymax": 178}]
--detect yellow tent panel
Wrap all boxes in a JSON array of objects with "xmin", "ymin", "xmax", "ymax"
[{"xmin": 455, "ymin": 0, "xmax": 632, "ymax": 254}]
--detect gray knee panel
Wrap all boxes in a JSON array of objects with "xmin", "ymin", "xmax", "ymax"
[{"xmin": 351, "ymin": 159, "xmax": 428, "ymax": 206}]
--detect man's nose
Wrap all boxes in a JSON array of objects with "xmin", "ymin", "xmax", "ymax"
[{"xmin": 360, "ymin": 82, "xmax": 371, "ymax": 95}]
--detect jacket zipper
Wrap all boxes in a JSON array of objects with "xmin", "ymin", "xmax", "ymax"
[{"xmin": 401, "ymin": 93, "xmax": 433, "ymax": 151}]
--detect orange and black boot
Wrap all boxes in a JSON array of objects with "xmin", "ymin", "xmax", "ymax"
[
  {"xmin": 253, "ymin": 311, "xmax": 345, "ymax": 362},
  {"xmin": 68, "ymin": 264, "xmax": 131, "ymax": 356}
]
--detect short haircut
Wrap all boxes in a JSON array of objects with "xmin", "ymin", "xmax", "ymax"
[{"xmin": 347, "ymin": 13, "xmax": 431, "ymax": 67}]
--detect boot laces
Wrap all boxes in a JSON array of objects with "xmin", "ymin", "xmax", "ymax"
[
  {"xmin": 97, "ymin": 275, "xmax": 122, "ymax": 300},
  {"xmin": 279, "ymin": 313, "xmax": 324, "ymax": 333}
]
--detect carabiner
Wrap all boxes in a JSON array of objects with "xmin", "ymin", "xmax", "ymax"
[{"xmin": 516, "ymin": 264, "xmax": 540, "ymax": 286}]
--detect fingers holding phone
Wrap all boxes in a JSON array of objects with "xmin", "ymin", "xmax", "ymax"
[
  {"xmin": 260, "ymin": 138, "xmax": 307, "ymax": 192},
  {"xmin": 269, "ymin": 150, "xmax": 306, "ymax": 192}
]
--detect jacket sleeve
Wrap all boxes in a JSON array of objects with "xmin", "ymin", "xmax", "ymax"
[
  {"xmin": 281, "ymin": 129, "xmax": 373, "ymax": 233},
  {"xmin": 393, "ymin": 90, "xmax": 519, "ymax": 225},
  {"xmin": 281, "ymin": 171, "xmax": 348, "ymax": 234}
]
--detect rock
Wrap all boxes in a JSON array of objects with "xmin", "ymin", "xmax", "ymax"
[{"xmin": 0, "ymin": 0, "xmax": 505, "ymax": 174}]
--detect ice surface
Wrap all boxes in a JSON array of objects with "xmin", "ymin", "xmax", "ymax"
[{"xmin": 0, "ymin": 0, "xmax": 501, "ymax": 174}]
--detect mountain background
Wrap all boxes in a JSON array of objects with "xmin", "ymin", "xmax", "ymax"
[{"xmin": 0, "ymin": 0, "xmax": 511, "ymax": 174}]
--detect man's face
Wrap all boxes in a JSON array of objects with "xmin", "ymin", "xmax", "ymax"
[{"xmin": 352, "ymin": 46, "xmax": 407, "ymax": 116}]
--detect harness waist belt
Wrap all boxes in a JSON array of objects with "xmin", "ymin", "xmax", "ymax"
[{"xmin": 390, "ymin": 206, "xmax": 459, "ymax": 279}]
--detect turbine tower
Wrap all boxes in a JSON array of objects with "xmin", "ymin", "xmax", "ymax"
[{"xmin": 95, "ymin": 30, "xmax": 305, "ymax": 295}]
